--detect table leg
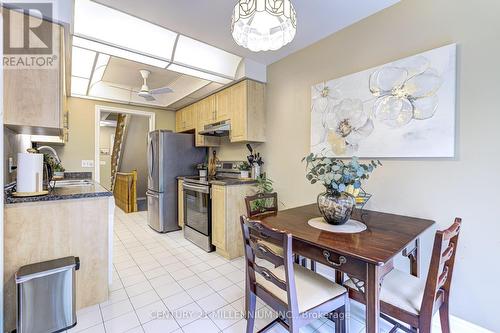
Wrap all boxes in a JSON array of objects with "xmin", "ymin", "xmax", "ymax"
[
  {"xmin": 403, "ymin": 238, "xmax": 420, "ymax": 277},
  {"xmin": 365, "ymin": 264, "xmax": 380, "ymax": 333}
]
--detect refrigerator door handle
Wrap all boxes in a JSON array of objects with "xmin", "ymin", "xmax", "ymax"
[
  {"xmin": 146, "ymin": 190, "xmax": 159, "ymax": 199},
  {"xmin": 148, "ymin": 138, "xmax": 154, "ymax": 179}
]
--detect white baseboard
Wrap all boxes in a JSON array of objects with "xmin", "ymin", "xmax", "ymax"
[{"xmin": 432, "ymin": 315, "xmax": 494, "ymax": 333}]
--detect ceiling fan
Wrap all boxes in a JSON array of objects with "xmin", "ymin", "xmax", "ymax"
[{"xmin": 137, "ymin": 69, "xmax": 173, "ymax": 101}]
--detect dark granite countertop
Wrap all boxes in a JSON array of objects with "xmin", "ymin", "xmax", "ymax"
[
  {"xmin": 209, "ymin": 179, "xmax": 257, "ymax": 186},
  {"xmin": 5, "ymin": 180, "xmax": 112, "ymax": 204},
  {"xmin": 176, "ymin": 176, "xmax": 257, "ymax": 186}
]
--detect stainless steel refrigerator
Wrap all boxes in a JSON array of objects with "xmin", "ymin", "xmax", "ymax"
[{"xmin": 146, "ymin": 130, "xmax": 205, "ymax": 233}]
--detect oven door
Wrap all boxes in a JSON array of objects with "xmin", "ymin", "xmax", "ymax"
[{"xmin": 183, "ymin": 183, "xmax": 211, "ymax": 236}]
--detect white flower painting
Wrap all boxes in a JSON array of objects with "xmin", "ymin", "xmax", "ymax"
[{"xmin": 311, "ymin": 44, "xmax": 456, "ymax": 157}]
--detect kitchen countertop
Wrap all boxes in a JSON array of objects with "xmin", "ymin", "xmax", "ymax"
[
  {"xmin": 5, "ymin": 180, "xmax": 112, "ymax": 204},
  {"xmin": 209, "ymin": 178, "xmax": 257, "ymax": 186},
  {"xmin": 177, "ymin": 176, "xmax": 257, "ymax": 186}
]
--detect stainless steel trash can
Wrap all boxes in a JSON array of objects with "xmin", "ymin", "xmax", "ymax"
[{"xmin": 16, "ymin": 256, "xmax": 80, "ymax": 333}]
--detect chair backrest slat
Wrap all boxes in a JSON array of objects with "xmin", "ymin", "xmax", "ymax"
[
  {"xmin": 248, "ymin": 236, "xmax": 284, "ymax": 267},
  {"xmin": 245, "ymin": 192, "xmax": 278, "ymax": 218},
  {"xmin": 251, "ymin": 262, "xmax": 287, "ymax": 290},
  {"xmin": 440, "ymin": 242, "xmax": 454, "ymax": 264},
  {"xmin": 420, "ymin": 218, "xmax": 462, "ymax": 318}
]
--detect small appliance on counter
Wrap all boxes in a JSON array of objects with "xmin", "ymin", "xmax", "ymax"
[
  {"xmin": 183, "ymin": 161, "xmax": 246, "ymax": 252},
  {"xmin": 12, "ymin": 152, "xmax": 47, "ymax": 197},
  {"xmin": 146, "ymin": 130, "xmax": 206, "ymax": 233}
]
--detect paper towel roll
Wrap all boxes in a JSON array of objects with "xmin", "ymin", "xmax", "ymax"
[{"xmin": 17, "ymin": 153, "xmax": 44, "ymax": 193}]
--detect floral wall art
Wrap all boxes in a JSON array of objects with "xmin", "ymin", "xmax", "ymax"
[{"xmin": 311, "ymin": 44, "xmax": 456, "ymax": 157}]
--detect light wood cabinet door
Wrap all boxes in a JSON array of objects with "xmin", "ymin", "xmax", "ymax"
[
  {"xmin": 211, "ymin": 185, "xmax": 226, "ymax": 251},
  {"xmin": 230, "ymin": 80, "xmax": 266, "ymax": 143},
  {"xmin": 195, "ymin": 97, "xmax": 220, "ymax": 147},
  {"xmin": 175, "ymin": 110, "xmax": 183, "ymax": 132},
  {"xmin": 175, "ymin": 105, "xmax": 196, "ymax": 132},
  {"xmin": 178, "ymin": 180, "xmax": 184, "ymax": 228},
  {"xmin": 215, "ymin": 88, "xmax": 231, "ymax": 122},
  {"xmin": 202, "ymin": 94, "xmax": 217, "ymax": 124},
  {"xmin": 4, "ymin": 10, "xmax": 64, "ymax": 136},
  {"xmin": 184, "ymin": 104, "xmax": 196, "ymax": 130},
  {"xmin": 229, "ymin": 81, "xmax": 248, "ymax": 142}
]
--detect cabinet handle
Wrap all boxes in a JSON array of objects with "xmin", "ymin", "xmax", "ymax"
[{"xmin": 323, "ymin": 251, "xmax": 347, "ymax": 267}]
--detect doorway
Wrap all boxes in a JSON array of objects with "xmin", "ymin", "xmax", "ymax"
[{"xmin": 95, "ymin": 105, "xmax": 155, "ymax": 210}]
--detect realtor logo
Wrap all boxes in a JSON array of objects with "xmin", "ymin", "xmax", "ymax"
[
  {"xmin": 3, "ymin": 2, "xmax": 57, "ymax": 68},
  {"xmin": 3, "ymin": 2, "xmax": 53, "ymax": 54}
]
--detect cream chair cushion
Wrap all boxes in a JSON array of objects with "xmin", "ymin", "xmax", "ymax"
[
  {"xmin": 345, "ymin": 269, "xmax": 426, "ymax": 315},
  {"xmin": 256, "ymin": 263, "xmax": 346, "ymax": 313}
]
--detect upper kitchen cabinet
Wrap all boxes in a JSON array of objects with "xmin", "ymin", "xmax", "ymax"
[
  {"xmin": 175, "ymin": 104, "xmax": 196, "ymax": 132},
  {"xmin": 229, "ymin": 80, "xmax": 265, "ymax": 143},
  {"xmin": 195, "ymin": 96, "xmax": 220, "ymax": 147},
  {"xmin": 215, "ymin": 88, "xmax": 231, "ymax": 122},
  {"xmin": 175, "ymin": 79, "xmax": 266, "ymax": 143},
  {"xmin": 3, "ymin": 9, "xmax": 66, "ymax": 136}
]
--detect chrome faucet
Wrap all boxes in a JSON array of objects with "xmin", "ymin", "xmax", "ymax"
[{"xmin": 37, "ymin": 146, "xmax": 61, "ymax": 164}]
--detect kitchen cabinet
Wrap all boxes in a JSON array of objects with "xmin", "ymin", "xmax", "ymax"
[
  {"xmin": 215, "ymin": 88, "xmax": 231, "ymax": 122},
  {"xmin": 174, "ymin": 79, "xmax": 266, "ymax": 143},
  {"xmin": 3, "ymin": 9, "xmax": 66, "ymax": 136},
  {"xmin": 4, "ymin": 196, "xmax": 113, "ymax": 331},
  {"xmin": 229, "ymin": 80, "xmax": 266, "ymax": 142},
  {"xmin": 211, "ymin": 184, "xmax": 255, "ymax": 259},
  {"xmin": 194, "ymin": 96, "xmax": 220, "ymax": 147},
  {"xmin": 178, "ymin": 179, "xmax": 184, "ymax": 228},
  {"xmin": 175, "ymin": 104, "xmax": 196, "ymax": 132}
]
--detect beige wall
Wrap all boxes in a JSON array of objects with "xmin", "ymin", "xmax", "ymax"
[
  {"xmin": 99, "ymin": 125, "xmax": 115, "ymax": 190},
  {"xmin": 120, "ymin": 115, "xmax": 149, "ymax": 198},
  {"xmin": 218, "ymin": 0, "xmax": 500, "ymax": 330},
  {"xmin": 54, "ymin": 97, "xmax": 176, "ymax": 176}
]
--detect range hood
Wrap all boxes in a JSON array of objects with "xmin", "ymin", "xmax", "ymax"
[{"xmin": 199, "ymin": 121, "xmax": 231, "ymax": 137}]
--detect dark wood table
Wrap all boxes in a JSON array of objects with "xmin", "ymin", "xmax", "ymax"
[{"xmin": 260, "ymin": 204, "xmax": 435, "ymax": 333}]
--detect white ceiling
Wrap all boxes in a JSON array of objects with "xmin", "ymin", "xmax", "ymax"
[
  {"xmin": 95, "ymin": 0, "xmax": 400, "ymax": 65},
  {"xmin": 81, "ymin": 55, "xmax": 224, "ymax": 109}
]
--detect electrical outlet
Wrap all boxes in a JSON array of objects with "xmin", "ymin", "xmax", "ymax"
[{"xmin": 81, "ymin": 160, "xmax": 94, "ymax": 168}]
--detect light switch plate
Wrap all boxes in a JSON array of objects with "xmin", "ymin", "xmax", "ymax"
[{"xmin": 81, "ymin": 160, "xmax": 94, "ymax": 168}]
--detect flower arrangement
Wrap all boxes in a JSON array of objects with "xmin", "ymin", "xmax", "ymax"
[{"xmin": 302, "ymin": 154, "xmax": 381, "ymax": 196}]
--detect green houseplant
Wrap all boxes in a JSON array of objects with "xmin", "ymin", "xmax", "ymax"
[
  {"xmin": 302, "ymin": 154, "xmax": 381, "ymax": 225},
  {"xmin": 251, "ymin": 175, "xmax": 276, "ymax": 213},
  {"xmin": 238, "ymin": 161, "xmax": 251, "ymax": 178}
]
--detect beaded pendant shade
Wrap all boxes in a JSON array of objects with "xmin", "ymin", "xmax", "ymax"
[{"xmin": 231, "ymin": 0, "xmax": 297, "ymax": 52}]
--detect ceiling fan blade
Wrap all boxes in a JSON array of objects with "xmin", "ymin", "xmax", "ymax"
[
  {"xmin": 150, "ymin": 86, "xmax": 173, "ymax": 95},
  {"xmin": 142, "ymin": 94, "xmax": 156, "ymax": 101}
]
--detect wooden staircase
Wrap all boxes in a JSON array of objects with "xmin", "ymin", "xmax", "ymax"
[{"xmin": 110, "ymin": 113, "xmax": 130, "ymax": 191}]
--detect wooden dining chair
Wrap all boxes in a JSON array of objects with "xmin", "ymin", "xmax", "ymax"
[
  {"xmin": 240, "ymin": 215, "xmax": 349, "ymax": 333},
  {"xmin": 245, "ymin": 193, "xmax": 314, "ymax": 269},
  {"xmin": 245, "ymin": 193, "xmax": 283, "ymax": 256},
  {"xmin": 345, "ymin": 218, "xmax": 462, "ymax": 333},
  {"xmin": 245, "ymin": 192, "xmax": 279, "ymax": 218}
]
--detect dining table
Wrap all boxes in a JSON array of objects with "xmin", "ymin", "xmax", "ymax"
[{"xmin": 259, "ymin": 204, "xmax": 435, "ymax": 333}]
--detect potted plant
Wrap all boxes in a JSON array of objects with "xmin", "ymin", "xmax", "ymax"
[
  {"xmin": 196, "ymin": 162, "xmax": 208, "ymax": 177},
  {"xmin": 302, "ymin": 154, "xmax": 381, "ymax": 225},
  {"xmin": 238, "ymin": 161, "xmax": 251, "ymax": 178},
  {"xmin": 53, "ymin": 162, "xmax": 65, "ymax": 178},
  {"xmin": 251, "ymin": 175, "xmax": 276, "ymax": 213}
]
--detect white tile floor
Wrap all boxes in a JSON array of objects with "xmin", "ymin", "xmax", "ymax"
[{"xmin": 69, "ymin": 209, "xmax": 447, "ymax": 333}]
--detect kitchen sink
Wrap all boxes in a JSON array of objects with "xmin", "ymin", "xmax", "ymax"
[{"xmin": 52, "ymin": 179, "xmax": 94, "ymax": 188}]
